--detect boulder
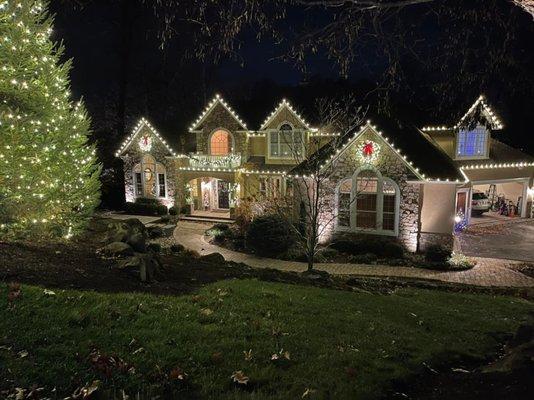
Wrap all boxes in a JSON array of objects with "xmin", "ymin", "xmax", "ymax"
[
  {"xmin": 170, "ymin": 244, "xmax": 185, "ymax": 253},
  {"xmin": 147, "ymin": 225, "xmax": 165, "ymax": 239},
  {"xmin": 117, "ymin": 252, "xmax": 161, "ymax": 282},
  {"xmin": 199, "ymin": 252, "xmax": 226, "ymax": 264},
  {"xmin": 127, "ymin": 232, "xmax": 146, "ymax": 252},
  {"xmin": 98, "ymin": 242, "xmax": 134, "ymax": 257}
]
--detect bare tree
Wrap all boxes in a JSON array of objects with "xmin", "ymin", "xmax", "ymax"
[
  {"xmin": 245, "ymin": 95, "xmax": 367, "ymax": 271},
  {"xmin": 513, "ymin": 0, "xmax": 534, "ymax": 18}
]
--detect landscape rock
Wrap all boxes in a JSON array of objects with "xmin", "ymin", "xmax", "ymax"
[
  {"xmin": 98, "ymin": 242, "xmax": 134, "ymax": 257},
  {"xmin": 199, "ymin": 252, "xmax": 226, "ymax": 264},
  {"xmin": 147, "ymin": 225, "xmax": 165, "ymax": 238},
  {"xmin": 301, "ymin": 269, "xmax": 332, "ymax": 284},
  {"xmin": 127, "ymin": 232, "xmax": 146, "ymax": 252},
  {"xmin": 117, "ymin": 252, "xmax": 161, "ymax": 282}
]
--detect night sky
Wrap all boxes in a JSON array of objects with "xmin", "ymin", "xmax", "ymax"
[{"xmin": 46, "ymin": 0, "xmax": 534, "ymax": 206}]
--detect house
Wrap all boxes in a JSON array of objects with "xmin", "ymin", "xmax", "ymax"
[{"xmin": 116, "ymin": 94, "xmax": 534, "ymax": 252}]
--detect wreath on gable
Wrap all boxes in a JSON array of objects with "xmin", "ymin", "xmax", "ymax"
[
  {"xmin": 356, "ymin": 140, "xmax": 380, "ymax": 164},
  {"xmin": 139, "ymin": 134, "xmax": 153, "ymax": 152}
]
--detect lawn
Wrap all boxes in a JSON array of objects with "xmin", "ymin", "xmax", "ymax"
[{"xmin": 0, "ymin": 279, "xmax": 531, "ymax": 399}]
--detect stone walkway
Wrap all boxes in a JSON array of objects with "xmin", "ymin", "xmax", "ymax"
[{"xmin": 174, "ymin": 221, "xmax": 534, "ymax": 288}]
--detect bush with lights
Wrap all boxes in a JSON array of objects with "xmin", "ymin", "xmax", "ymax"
[{"xmin": 0, "ymin": 0, "xmax": 101, "ymax": 239}]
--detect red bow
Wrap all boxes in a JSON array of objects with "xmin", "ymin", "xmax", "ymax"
[
  {"xmin": 143, "ymin": 135, "xmax": 149, "ymax": 145},
  {"xmin": 363, "ymin": 142, "xmax": 374, "ymax": 157}
]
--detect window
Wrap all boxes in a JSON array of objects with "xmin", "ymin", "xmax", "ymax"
[
  {"xmin": 135, "ymin": 172, "xmax": 143, "ymax": 196},
  {"xmin": 259, "ymin": 176, "xmax": 283, "ymax": 198},
  {"xmin": 210, "ymin": 129, "xmax": 231, "ymax": 155},
  {"xmin": 456, "ymin": 125, "xmax": 488, "ymax": 158},
  {"xmin": 336, "ymin": 168, "xmax": 399, "ymax": 235},
  {"xmin": 355, "ymin": 171, "xmax": 378, "ymax": 229},
  {"xmin": 269, "ymin": 123, "xmax": 303, "ymax": 158},
  {"xmin": 158, "ymin": 173, "xmax": 166, "ymax": 197}
]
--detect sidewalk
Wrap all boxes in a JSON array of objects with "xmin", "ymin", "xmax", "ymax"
[{"xmin": 174, "ymin": 221, "xmax": 534, "ymax": 288}]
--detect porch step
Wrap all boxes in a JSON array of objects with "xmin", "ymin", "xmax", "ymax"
[{"xmin": 179, "ymin": 215, "xmax": 235, "ymax": 224}]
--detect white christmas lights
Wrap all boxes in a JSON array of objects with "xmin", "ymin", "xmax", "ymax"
[
  {"xmin": 460, "ymin": 162, "xmax": 534, "ymax": 170},
  {"xmin": 115, "ymin": 117, "xmax": 181, "ymax": 157},
  {"xmin": 260, "ymin": 99, "xmax": 317, "ymax": 131},
  {"xmin": 188, "ymin": 94, "xmax": 247, "ymax": 132}
]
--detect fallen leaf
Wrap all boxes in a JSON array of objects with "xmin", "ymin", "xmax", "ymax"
[
  {"xmin": 243, "ymin": 349, "xmax": 253, "ymax": 361},
  {"xmin": 210, "ymin": 351, "xmax": 223, "ymax": 364},
  {"xmin": 302, "ymin": 388, "xmax": 316, "ymax": 398},
  {"xmin": 43, "ymin": 289, "xmax": 56, "ymax": 296},
  {"xmin": 18, "ymin": 350, "xmax": 28, "ymax": 358},
  {"xmin": 169, "ymin": 366, "xmax": 187, "ymax": 381},
  {"xmin": 200, "ymin": 308, "xmax": 213, "ymax": 316},
  {"xmin": 132, "ymin": 347, "xmax": 144, "ymax": 355},
  {"xmin": 231, "ymin": 370, "xmax": 249, "ymax": 385}
]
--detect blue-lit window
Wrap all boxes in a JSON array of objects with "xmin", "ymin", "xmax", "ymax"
[{"xmin": 456, "ymin": 126, "xmax": 488, "ymax": 158}]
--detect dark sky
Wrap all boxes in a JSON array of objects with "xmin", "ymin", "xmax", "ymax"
[{"xmin": 48, "ymin": 0, "xmax": 534, "ymax": 157}]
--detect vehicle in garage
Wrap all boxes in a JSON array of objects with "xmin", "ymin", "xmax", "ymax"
[{"xmin": 471, "ymin": 191, "xmax": 491, "ymax": 216}]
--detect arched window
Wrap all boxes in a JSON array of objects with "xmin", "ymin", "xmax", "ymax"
[
  {"xmin": 210, "ymin": 129, "xmax": 232, "ymax": 156},
  {"xmin": 269, "ymin": 122, "xmax": 303, "ymax": 158},
  {"xmin": 336, "ymin": 167, "xmax": 399, "ymax": 235},
  {"xmin": 132, "ymin": 154, "xmax": 167, "ymax": 198}
]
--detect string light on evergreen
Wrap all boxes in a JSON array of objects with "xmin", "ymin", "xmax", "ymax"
[{"xmin": 0, "ymin": 0, "xmax": 101, "ymax": 239}]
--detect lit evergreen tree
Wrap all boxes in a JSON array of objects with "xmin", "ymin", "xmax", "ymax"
[{"xmin": 0, "ymin": 0, "xmax": 100, "ymax": 239}]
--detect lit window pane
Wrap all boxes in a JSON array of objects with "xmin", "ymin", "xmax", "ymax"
[
  {"xmin": 457, "ymin": 126, "xmax": 487, "ymax": 157},
  {"xmin": 210, "ymin": 130, "xmax": 231, "ymax": 155}
]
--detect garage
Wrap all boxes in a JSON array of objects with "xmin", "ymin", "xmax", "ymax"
[{"xmin": 470, "ymin": 178, "xmax": 530, "ymax": 221}]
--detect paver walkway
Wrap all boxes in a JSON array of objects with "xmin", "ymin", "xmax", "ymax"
[{"xmin": 174, "ymin": 221, "xmax": 534, "ymax": 288}]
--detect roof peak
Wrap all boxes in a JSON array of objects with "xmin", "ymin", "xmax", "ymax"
[{"xmin": 189, "ymin": 94, "xmax": 248, "ymax": 132}]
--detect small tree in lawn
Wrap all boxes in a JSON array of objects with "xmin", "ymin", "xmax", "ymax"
[
  {"xmin": 252, "ymin": 96, "xmax": 366, "ymax": 270},
  {"xmin": 0, "ymin": 0, "xmax": 100, "ymax": 239}
]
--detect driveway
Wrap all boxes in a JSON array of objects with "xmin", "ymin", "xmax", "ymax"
[
  {"xmin": 174, "ymin": 220, "xmax": 534, "ymax": 288},
  {"xmin": 458, "ymin": 220, "xmax": 534, "ymax": 262}
]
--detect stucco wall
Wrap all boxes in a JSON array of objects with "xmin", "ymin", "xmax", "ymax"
[{"xmin": 418, "ymin": 183, "xmax": 456, "ymax": 250}]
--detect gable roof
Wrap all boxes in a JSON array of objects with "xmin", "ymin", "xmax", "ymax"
[
  {"xmin": 422, "ymin": 95, "xmax": 504, "ymax": 132},
  {"xmin": 115, "ymin": 118, "xmax": 180, "ymax": 157},
  {"xmin": 189, "ymin": 94, "xmax": 248, "ymax": 132},
  {"xmin": 291, "ymin": 115, "xmax": 465, "ymax": 182},
  {"xmin": 259, "ymin": 99, "xmax": 317, "ymax": 131}
]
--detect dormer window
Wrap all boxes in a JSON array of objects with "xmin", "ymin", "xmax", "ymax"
[
  {"xmin": 269, "ymin": 122, "xmax": 304, "ymax": 158},
  {"xmin": 456, "ymin": 125, "xmax": 489, "ymax": 159}
]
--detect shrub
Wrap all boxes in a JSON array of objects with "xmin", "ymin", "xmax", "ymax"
[
  {"xmin": 180, "ymin": 205, "xmax": 190, "ymax": 215},
  {"xmin": 168, "ymin": 206, "xmax": 178, "ymax": 216},
  {"xmin": 382, "ymin": 242, "xmax": 404, "ymax": 259},
  {"xmin": 147, "ymin": 243, "xmax": 161, "ymax": 253},
  {"xmin": 159, "ymin": 215, "xmax": 170, "ymax": 223},
  {"xmin": 124, "ymin": 198, "xmax": 167, "ymax": 216},
  {"xmin": 170, "ymin": 244, "xmax": 185, "ymax": 253},
  {"xmin": 331, "ymin": 236, "xmax": 404, "ymax": 259},
  {"xmin": 348, "ymin": 253, "xmax": 378, "ymax": 264},
  {"xmin": 246, "ymin": 214, "xmax": 295, "ymax": 257},
  {"xmin": 317, "ymin": 247, "xmax": 339, "ymax": 261},
  {"xmin": 447, "ymin": 252, "xmax": 476, "ymax": 270},
  {"xmin": 425, "ymin": 244, "xmax": 452, "ymax": 263}
]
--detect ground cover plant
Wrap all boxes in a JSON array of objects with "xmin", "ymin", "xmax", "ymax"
[{"xmin": 1, "ymin": 278, "xmax": 532, "ymax": 399}]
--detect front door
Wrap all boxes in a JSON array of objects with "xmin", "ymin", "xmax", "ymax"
[{"xmin": 217, "ymin": 180, "xmax": 230, "ymax": 209}]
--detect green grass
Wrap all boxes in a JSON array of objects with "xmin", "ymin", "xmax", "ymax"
[{"xmin": 0, "ymin": 280, "xmax": 531, "ymax": 399}]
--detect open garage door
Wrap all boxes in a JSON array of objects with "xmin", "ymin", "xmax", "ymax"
[{"xmin": 471, "ymin": 178, "xmax": 529, "ymax": 220}]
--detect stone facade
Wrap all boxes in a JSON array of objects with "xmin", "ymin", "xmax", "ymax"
[
  {"xmin": 194, "ymin": 102, "xmax": 248, "ymax": 158},
  {"xmin": 120, "ymin": 125, "xmax": 176, "ymax": 208},
  {"xmin": 306, "ymin": 127, "xmax": 422, "ymax": 252}
]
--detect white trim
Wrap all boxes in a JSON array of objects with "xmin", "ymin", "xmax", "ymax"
[
  {"xmin": 260, "ymin": 99, "xmax": 316, "ymax": 131},
  {"xmin": 334, "ymin": 166, "xmax": 400, "ymax": 237},
  {"xmin": 321, "ymin": 123, "xmax": 426, "ymax": 181},
  {"xmin": 189, "ymin": 94, "xmax": 247, "ymax": 131},
  {"xmin": 115, "ymin": 117, "xmax": 179, "ymax": 157}
]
